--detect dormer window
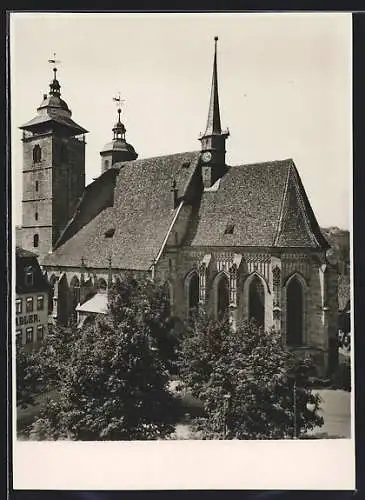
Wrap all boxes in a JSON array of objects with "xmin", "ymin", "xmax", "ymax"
[
  {"xmin": 104, "ymin": 228, "xmax": 115, "ymax": 238},
  {"xmin": 33, "ymin": 145, "xmax": 42, "ymax": 163},
  {"xmin": 25, "ymin": 267, "xmax": 34, "ymax": 287},
  {"xmin": 224, "ymin": 224, "xmax": 234, "ymax": 235}
]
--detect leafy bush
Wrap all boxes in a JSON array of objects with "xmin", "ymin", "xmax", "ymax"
[{"xmin": 178, "ymin": 316, "xmax": 324, "ymax": 439}]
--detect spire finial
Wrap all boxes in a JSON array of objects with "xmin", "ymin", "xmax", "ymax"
[
  {"xmin": 48, "ymin": 52, "xmax": 62, "ymax": 96},
  {"xmin": 112, "ymin": 93, "xmax": 126, "ymax": 140},
  {"xmin": 113, "ymin": 92, "xmax": 125, "ymax": 120}
]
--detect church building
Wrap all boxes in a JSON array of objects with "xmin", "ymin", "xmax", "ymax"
[{"xmin": 16, "ymin": 38, "xmax": 339, "ymax": 377}]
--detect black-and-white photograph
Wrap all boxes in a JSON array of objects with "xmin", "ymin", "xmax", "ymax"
[{"xmin": 11, "ymin": 11, "xmax": 354, "ymax": 490}]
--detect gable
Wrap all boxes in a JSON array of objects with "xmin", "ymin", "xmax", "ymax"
[
  {"xmin": 187, "ymin": 158, "xmax": 327, "ymax": 250},
  {"xmin": 274, "ymin": 165, "xmax": 329, "ymax": 249}
]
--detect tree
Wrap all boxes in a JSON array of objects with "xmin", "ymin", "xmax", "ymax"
[
  {"xmin": 178, "ymin": 316, "xmax": 324, "ymax": 439},
  {"xmin": 33, "ymin": 325, "xmax": 78, "ymax": 393},
  {"xmin": 108, "ymin": 276, "xmax": 181, "ymax": 374},
  {"xmin": 16, "ymin": 343, "xmax": 43, "ymax": 409},
  {"xmin": 30, "ymin": 276, "xmax": 181, "ymax": 440}
]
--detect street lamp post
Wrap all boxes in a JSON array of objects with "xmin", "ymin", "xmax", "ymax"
[
  {"xmin": 293, "ymin": 380, "xmax": 297, "ymax": 439},
  {"xmin": 223, "ymin": 393, "xmax": 231, "ymax": 439}
]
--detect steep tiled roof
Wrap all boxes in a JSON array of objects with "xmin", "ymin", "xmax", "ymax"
[
  {"xmin": 43, "ymin": 151, "xmax": 200, "ymax": 270},
  {"xmin": 188, "ymin": 159, "xmax": 328, "ymax": 249},
  {"xmin": 16, "ymin": 247, "xmax": 37, "ymax": 258},
  {"xmin": 16, "ymin": 247, "xmax": 49, "ymax": 293},
  {"xmin": 76, "ymin": 292, "xmax": 108, "ymax": 314},
  {"xmin": 20, "ymin": 114, "xmax": 88, "ymax": 135}
]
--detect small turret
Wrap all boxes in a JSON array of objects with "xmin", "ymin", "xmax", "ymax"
[{"xmin": 100, "ymin": 94, "xmax": 138, "ymax": 173}]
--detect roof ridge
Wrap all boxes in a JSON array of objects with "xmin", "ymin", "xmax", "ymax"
[
  {"xmin": 273, "ymin": 161, "xmax": 292, "ymax": 245},
  {"xmin": 113, "ymin": 150, "xmax": 200, "ymax": 167},
  {"xmin": 230, "ymin": 157, "xmax": 294, "ymax": 169},
  {"xmin": 290, "ymin": 168, "xmax": 319, "ymax": 247}
]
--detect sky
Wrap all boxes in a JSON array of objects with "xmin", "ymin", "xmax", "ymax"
[{"xmin": 10, "ymin": 12, "xmax": 352, "ymax": 229}]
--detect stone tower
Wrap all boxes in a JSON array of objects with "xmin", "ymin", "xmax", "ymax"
[
  {"xmin": 199, "ymin": 36, "xmax": 229, "ymax": 188},
  {"xmin": 100, "ymin": 97, "xmax": 138, "ymax": 174},
  {"xmin": 19, "ymin": 62, "xmax": 88, "ymax": 263}
]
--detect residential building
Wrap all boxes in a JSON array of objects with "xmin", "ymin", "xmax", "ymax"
[{"xmin": 15, "ymin": 247, "xmax": 49, "ymax": 348}]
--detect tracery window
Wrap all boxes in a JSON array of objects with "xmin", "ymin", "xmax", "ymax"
[
  {"xmin": 217, "ymin": 274, "xmax": 229, "ymax": 321},
  {"xmin": 187, "ymin": 272, "xmax": 199, "ymax": 317},
  {"xmin": 248, "ymin": 275, "xmax": 265, "ymax": 327},
  {"xmin": 286, "ymin": 276, "xmax": 304, "ymax": 346}
]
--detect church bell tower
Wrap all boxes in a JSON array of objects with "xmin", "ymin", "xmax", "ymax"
[
  {"xmin": 199, "ymin": 36, "xmax": 229, "ymax": 188},
  {"xmin": 18, "ymin": 57, "xmax": 88, "ymax": 263}
]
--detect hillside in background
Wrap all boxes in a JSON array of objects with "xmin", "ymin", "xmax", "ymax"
[{"xmin": 321, "ymin": 227, "xmax": 350, "ymax": 311}]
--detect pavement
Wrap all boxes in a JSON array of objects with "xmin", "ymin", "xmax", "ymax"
[
  {"xmin": 17, "ymin": 384, "xmax": 351, "ymax": 440},
  {"xmin": 307, "ymin": 388, "xmax": 351, "ymax": 439},
  {"xmin": 172, "ymin": 386, "xmax": 352, "ymax": 440}
]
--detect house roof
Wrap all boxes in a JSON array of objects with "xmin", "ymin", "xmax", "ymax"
[
  {"xmin": 188, "ymin": 159, "xmax": 328, "ymax": 249},
  {"xmin": 76, "ymin": 292, "xmax": 108, "ymax": 314},
  {"xmin": 16, "ymin": 247, "xmax": 37, "ymax": 258},
  {"xmin": 16, "ymin": 247, "xmax": 49, "ymax": 294},
  {"xmin": 43, "ymin": 151, "xmax": 201, "ymax": 270}
]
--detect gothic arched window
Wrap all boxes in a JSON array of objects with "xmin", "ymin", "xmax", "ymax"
[
  {"xmin": 33, "ymin": 145, "xmax": 42, "ymax": 163},
  {"xmin": 217, "ymin": 274, "xmax": 229, "ymax": 321},
  {"xmin": 33, "ymin": 234, "xmax": 39, "ymax": 248},
  {"xmin": 70, "ymin": 276, "xmax": 81, "ymax": 307},
  {"xmin": 48, "ymin": 275, "xmax": 57, "ymax": 314},
  {"xmin": 286, "ymin": 277, "xmax": 304, "ymax": 346},
  {"xmin": 187, "ymin": 272, "xmax": 199, "ymax": 316},
  {"xmin": 248, "ymin": 275, "xmax": 265, "ymax": 327},
  {"xmin": 97, "ymin": 278, "xmax": 108, "ymax": 292}
]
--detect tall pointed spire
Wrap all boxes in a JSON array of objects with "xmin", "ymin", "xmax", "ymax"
[
  {"xmin": 199, "ymin": 37, "xmax": 229, "ymax": 188},
  {"xmin": 204, "ymin": 36, "xmax": 222, "ymax": 136}
]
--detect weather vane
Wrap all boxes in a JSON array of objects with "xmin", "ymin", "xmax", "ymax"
[
  {"xmin": 112, "ymin": 92, "xmax": 125, "ymax": 111},
  {"xmin": 48, "ymin": 52, "xmax": 61, "ymax": 79}
]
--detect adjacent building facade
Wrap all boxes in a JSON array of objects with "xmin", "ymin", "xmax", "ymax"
[
  {"xmin": 15, "ymin": 247, "xmax": 49, "ymax": 349},
  {"xmin": 16, "ymin": 38, "xmax": 339, "ymax": 376}
]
